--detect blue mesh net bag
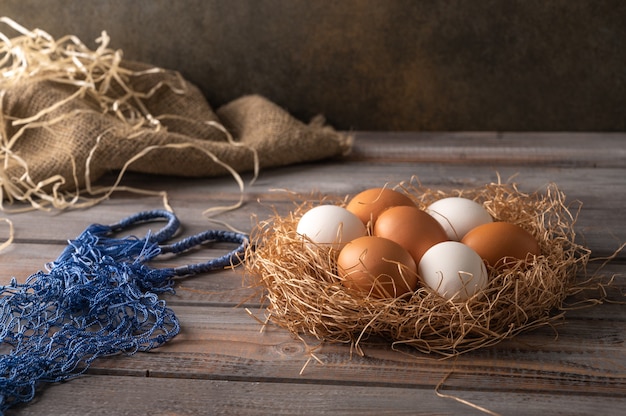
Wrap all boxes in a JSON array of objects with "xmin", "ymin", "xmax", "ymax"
[{"xmin": 0, "ymin": 209, "xmax": 248, "ymax": 412}]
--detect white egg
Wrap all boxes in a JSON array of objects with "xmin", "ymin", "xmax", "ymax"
[
  {"xmin": 418, "ymin": 241, "xmax": 488, "ymax": 301},
  {"xmin": 426, "ymin": 197, "xmax": 493, "ymax": 241},
  {"xmin": 296, "ymin": 205, "xmax": 367, "ymax": 249}
]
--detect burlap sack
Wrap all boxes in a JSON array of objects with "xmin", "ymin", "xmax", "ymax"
[
  {"xmin": 0, "ymin": 20, "xmax": 352, "ymax": 207},
  {"xmin": 0, "ymin": 61, "xmax": 351, "ymax": 201}
]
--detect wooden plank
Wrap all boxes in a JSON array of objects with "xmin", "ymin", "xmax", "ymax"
[
  {"xmin": 8, "ymin": 375, "xmax": 626, "ymax": 416},
  {"xmin": 79, "ymin": 304, "xmax": 626, "ymax": 396},
  {"xmin": 3, "ymin": 164, "xmax": 625, "ymax": 248},
  {"xmin": 349, "ymin": 132, "xmax": 626, "ymax": 167},
  {"xmin": 2, "ymin": 240, "xmax": 623, "ymax": 305}
]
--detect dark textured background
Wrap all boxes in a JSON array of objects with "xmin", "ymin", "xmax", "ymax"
[{"xmin": 2, "ymin": 0, "xmax": 625, "ymax": 131}]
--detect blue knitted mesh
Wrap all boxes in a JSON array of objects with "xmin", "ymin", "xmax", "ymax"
[{"xmin": 0, "ymin": 210, "xmax": 248, "ymax": 413}]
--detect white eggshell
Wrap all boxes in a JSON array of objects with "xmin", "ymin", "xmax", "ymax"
[
  {"xmin": 426, "ymin": 197, "xmax": 493, "ymax": 240},
  {"xmin": 418, "ymin": 241, "xmax": 488, "ymax": 301},
  {"xmin": 296, "ymin": 205, "xmax": 367, "ymax": 249}
]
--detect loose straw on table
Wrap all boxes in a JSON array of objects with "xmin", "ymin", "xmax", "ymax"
[{"xmin": 0, "ymin": 217, "xmax": 13, "ymax": 252}]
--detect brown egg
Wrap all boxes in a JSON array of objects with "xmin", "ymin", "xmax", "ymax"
[
  {"xmin": 346, "ymin": 188, "xmax": 416, "ymax": 226},
  {"xmin": 336, "ymin": 236, "xmax": 418, "ymax": 298},
  {"xmin": 461, "ymin": 222, "xmax": 541, "ymax": 269},
  {"xmin": 374, "ymin": 205, "xmax": 449, "ymax": 265}
]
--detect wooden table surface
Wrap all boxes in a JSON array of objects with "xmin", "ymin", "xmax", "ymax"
[{"xmin": 2, "ymin": 132, "xmax": 625, "ymax": 415}]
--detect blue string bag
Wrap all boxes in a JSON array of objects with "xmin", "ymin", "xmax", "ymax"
[{"xmin": 0, "ymin": 210, "xmax": 248, "ymax": 413}]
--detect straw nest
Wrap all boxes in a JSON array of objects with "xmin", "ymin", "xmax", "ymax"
[{"xmin": 244, "ymin": 179, "xmax": 595, "ymax": 356}]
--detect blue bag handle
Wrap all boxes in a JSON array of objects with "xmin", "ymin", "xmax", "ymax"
[
  {"xmin": 160, "ymin": 229, "xmax": 248, "ymax": 276},
  {"xmin": 108, "ymin": 208, "xmax": 181, "ymax": 243},
  {"xmin": 106, "ymin": 209, "xmax": 249, "ymax": 275}
]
